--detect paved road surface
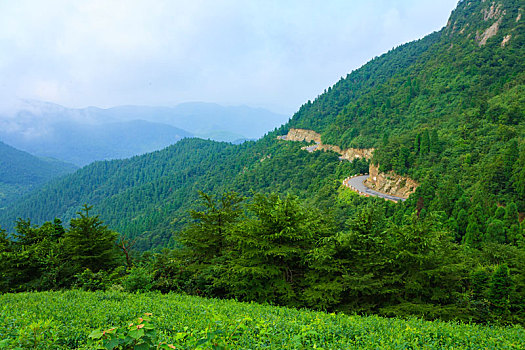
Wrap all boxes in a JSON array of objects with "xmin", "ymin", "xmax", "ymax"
[{"xmin": 344, "ymin": 175, "xmax": 406, "ymax": 202}]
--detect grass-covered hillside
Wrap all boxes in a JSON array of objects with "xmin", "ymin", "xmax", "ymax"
[
  {"xmin": 0, "ymin": 290, "xmax": 523, "ymax": 349},
  {"xmin": 0, "ymin": 141, "xmax": 77, "ymax": 209}
]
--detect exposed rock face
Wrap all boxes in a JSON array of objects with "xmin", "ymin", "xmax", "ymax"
[
  {"xmin": 482, "ymin": 2, "xmax": 503, "ymax": 21},
  {"xmin": 501, "ymin": 34, "xmax": 512, "ymax": 46},
  {"xmin": 279, "ymin": 128, "xmax": 374, "ymax": 160},
  {"xmin": 365, "ymin": 164, "xmax": 419, "ymax": 199},
  {"xmin": 280, "ymin": 128, "xmax": 321, "ymax": 143},
  {"xmin": 476, "ymin": 2, "xmax": 509, "ymax": 47},
  {"xmin": 341, "ymin": 147, "xmax": 375, "ymax": 160},
  {"xmin": 279, "ymin": 129, "xmax": 419, "ymax": 198},
  {"xmin": 477, "ymin": 18, "xmax": 502, "ymax": 46}
]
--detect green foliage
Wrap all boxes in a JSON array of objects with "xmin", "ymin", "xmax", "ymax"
[
  {"xmin": 88, "ymin": 313, "xmax": 253, "ymax": 350},
  {"xmin": 180, "ymin": 191, "xmax": 244, "ymax": 265},
  {"xmin": 61, "ymin": 205, "xmax": 120, "ymax": 280},
  {"xmin": 0, "ymin": 208, "xmax": 122, "ymax": 293},
  {"xmin": 489, "ymin": 264, "xmax": 512, "ymax": 319},
  {"xmin": 0, "ymin": 138, "xmax": 354, "ymax": 250},
  {"xmin": 1, "ymin": 290, "xmax": 524, "ymax": 349},
  {"xmin": 222, "ymin": 192, "xmax": 332, "ymax": 305},
  {"xmin": 122, "ymin": 267, "xmax": 154, "ymax": 293},
  {"xmin": 0, "ymin": 0, "xmax": 523, "ymax": 331},
  {"xmin": 88, "ymin": 314, "xmax": 174, "ymax": 350},
  {"xmin": 74, "ymin": 267, "xmax": 124, "ymax": 292},
  {"xmin": 0, "ymin": 0, "xmax": 522, "ymax": 255},
  {"xmin": 0, "ymin": 141, "xmax": 77, "ymax": 208}
]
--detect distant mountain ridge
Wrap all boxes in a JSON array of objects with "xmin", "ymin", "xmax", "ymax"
[
  {"xmin": 0, "ymin": 100, "xmax": 289, "ymax": 165},
  {"xmin": 0, "ymin": 141, "xmax": 77, "ymax": 208},
  {"xmin": 102, "ymin": 102, "xmax": 290, "ymax": 140}
]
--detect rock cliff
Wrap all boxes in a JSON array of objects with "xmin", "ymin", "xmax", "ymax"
[
  {"xmin": 279, "ymin": 128, "xmax": 419, "ymax": 199},
  {"xmin": 279, "ymin": 129, "xmax": 374, "ymax": 160},
  {"xmin": 279, "ymin": 128, "xmax": 321, "ymax": 143},
  {"xmin": 365, "ymin": 164, "xmax": 419, "ymax": 199}
]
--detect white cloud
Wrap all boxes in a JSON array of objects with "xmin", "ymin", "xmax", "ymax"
[{"xmin": 0, "ymin": 0, "xmax": 458, "ymax": 114}]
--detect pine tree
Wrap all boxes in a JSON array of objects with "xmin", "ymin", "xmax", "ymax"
[
  {"xmin": 430, "ymin": 129, "xmax": 440, "ymax": 154},
  {"xmin": 178, "ymin": 191, "xmax": 245, "ymax": 296},
  {"xmin": 224, "ymin": 193, "xmax": 330, "ymax": 306},
  {"xmin": 179, "ymin": 191, "xmax": 244, "ymax": 263},
  {"xmin": 0, "ymin": 227, "xmax": 11, "ymax": 292},
  {"xmin": 420, "ymin": 129, "xmax": 430, "ymax": 155},
  {"xmin": 485, "ymin": 219, "xmax": 506, "ymax": 244},
  {"xmin": 494, "ymin": 206, "xmax": 506, "ymax": 221},
  {"xmin": 413, "ymin": 133, "xmax": 421, "ymax": 154},
  {"xmin": 62, "ymin": 205, "xmax": 119, "ymax": 277},
  {"xmin": 504, "ymin": 202, "xmax": 519, "ymax": 229},
  {"xmin": 463, "ymin": 204, "xmax": 486, "ymax": 247},
  {"xmin": 488, "ymin": 264, "xmax": 512, "ymax": 319}
]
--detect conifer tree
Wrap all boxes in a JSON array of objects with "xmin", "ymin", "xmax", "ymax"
[
  {"xmin": 420, "ymin": 129, "xmax": 430, "ymax": 155},
  {"xmin": 489, "ymin": 264, "xmax": 512, "ymax": 318},
  {"xmin": 486, "ymin": 219, "xmax": 506, "ymax": 244},
  {"xmin": 430, "ymin": 129, "xmax": 440, "ymax": 154},
  {"xmin": 224, "ymin": 193, "xmax": 329, "ymax": 306},
  {"xmin": 463, "ymin": 204, "xmax": 486, "ymax": 247},
  {"xmin": 180, "ymin": 191, "xmax": 244, "ymax": 263},
  {"xmin": 494, "ymin": 206, "xmax": 506, "ymax": 221},
  {"xmin": 62, "ymin": 205, "xmax": 119, "ymax": 278},
  {"xmin": 504, "ymin": 202, "xmax": 519, "ymax": 229}
]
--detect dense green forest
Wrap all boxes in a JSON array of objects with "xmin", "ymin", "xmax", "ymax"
[
  {"xmin": 0, "ymin": 0, "xmax": 524, "ymax": 327},
  {"xmin": 0, "ymin": 141, "xmax": 77, "ymax": 209},
  {"xmin": 1, "ymin": 191, "xmax": 523, "ymax": 325},
  {"xmin": 0, "ymin": 137, "xmax": 362, "ymax": 249}
]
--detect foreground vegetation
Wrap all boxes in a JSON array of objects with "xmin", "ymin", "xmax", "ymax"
[
  {"xmin": 0, "ymin": 290, "xmax": 523, "ymax": 349},
  {"xmin": 1, "ymin": 191, "xmax": 524, "ymax": 325}
]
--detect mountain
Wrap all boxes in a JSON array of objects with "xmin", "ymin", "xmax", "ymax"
[
  {"xmin": 0, "ymin": 137, "xmax": 355, "ymax": 248},
  {"xmin": 0, "ymin": 0, "xmax": 523, "ymax": 249},
  {"xmin": 288, "ymin": 0, "xmax": 524, "ymax": 211},
  {"xmin": 0, "ymin": 141, "xmax": 77, "ymax": 208},
  {"xmin": 14, "ymin": 119, "xmax": 191, "ymax": 166},
  {"xmin": 1, "ymin": 0, "xmax": 524, "ymax": 323},
  {"xmin": 101, "ymin": 102, "xmax": 290, "ymax": 141},
  {"xmin": 0, "ymin": 102, "xmax": 193, "ymax": 166},
  {"xmin": 0, "ymin": 101, "xmax": 289, "ymax": 165}
]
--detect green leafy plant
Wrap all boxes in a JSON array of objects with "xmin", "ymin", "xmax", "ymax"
[
  {"xmin": 87, "ymin": 313, "xmax": 252, "ymax": 350},
  {"xmin": 88, "ymin": 313, "xmax": 173, "ymax": 350},
  {"xmin": 0, "ymin": 319, "xmax": 56, "ymax": 350}
]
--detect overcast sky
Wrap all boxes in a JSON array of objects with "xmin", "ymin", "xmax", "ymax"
[{"xmin": 0, "ymin": 0, "xmax": 459, "ymax": 115}]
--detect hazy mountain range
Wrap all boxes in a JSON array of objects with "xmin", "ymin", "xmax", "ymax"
[
  {"xmin": 0, "ymin": 100, "xmax": 289, "ymax": 166},
  {"xmin": 0, "ymin": 141, "xmax": 77, "ymax": 208}
]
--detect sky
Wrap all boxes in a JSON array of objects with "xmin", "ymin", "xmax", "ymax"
[{"xmin": 0, "ymin": 0, "xmax": 459, "ymax": 115}]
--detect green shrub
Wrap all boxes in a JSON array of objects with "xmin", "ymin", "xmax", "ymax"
[{"xmin": 122, "ymin": 267, "xmax": 153, "ymax": 293}]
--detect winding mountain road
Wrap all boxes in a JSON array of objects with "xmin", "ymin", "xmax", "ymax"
[{"xmin": 343, "ymin": 175, "xmax": 406, "ymax": 202}]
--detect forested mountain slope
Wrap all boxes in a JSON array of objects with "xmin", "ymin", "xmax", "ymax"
[
  {"xmin": 1, "ymin": 0, "xmax": 523, "ymax": 249},
  {"xmin": 0, "ymin": 141, "xmax": 77, "ymax": 208},
  {"xmin": 289, "ymin": 0, "xmax": 524, "ymax": 212},
  {"xmin": 0, "ymin": 137, "xmax": 358, "ymax": 248}
]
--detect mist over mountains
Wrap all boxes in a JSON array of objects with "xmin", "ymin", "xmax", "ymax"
[{"xmin": 0, "ymin": 100, "xmax": 288, "ymax": 166}]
